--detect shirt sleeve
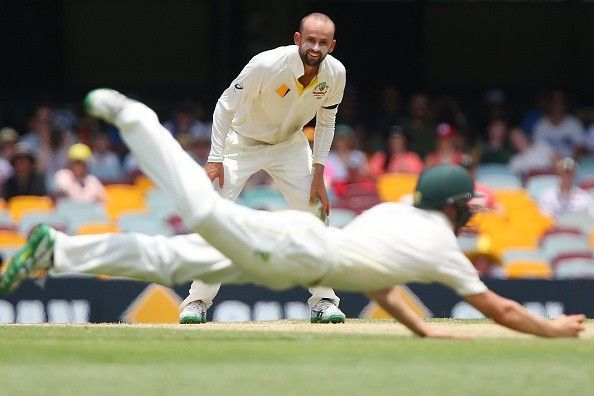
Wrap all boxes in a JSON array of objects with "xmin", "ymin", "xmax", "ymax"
[
  {"xmin": 312, "ymin": 67, "xmax": 346, "ymax": 165},
  {"xmin": 208, "ymin": 56, "xmax": 267, "ymax": 163},
  {"xmin": 439, "ymin": 250, "xmax": 488, "ymax": 296}
]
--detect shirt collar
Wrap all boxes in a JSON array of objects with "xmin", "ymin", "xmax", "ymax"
[{"xmin": 288, "ymin": 45, "xmax": 327, "ymax": 80}]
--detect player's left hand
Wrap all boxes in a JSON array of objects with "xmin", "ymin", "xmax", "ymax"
[{"xmin": 310, "ymin": 165, "xmax": 330, "ymax": 217}]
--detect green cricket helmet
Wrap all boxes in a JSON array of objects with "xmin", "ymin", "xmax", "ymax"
[{"xmin": 413, "ymin": 164, "xmax": 477, "ymax": 228}]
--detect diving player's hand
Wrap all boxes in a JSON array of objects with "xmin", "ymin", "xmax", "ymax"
[
  {"xmin": 550, "ymin": 314, "xmax": 586, "ymax": 337},
  {"xmin": 205, "ymin": 162, "xmax": 224, "ymax": 188},
  {"xmin": 310, "ymin": 164, "xmax": 330, "ymax": 218}
]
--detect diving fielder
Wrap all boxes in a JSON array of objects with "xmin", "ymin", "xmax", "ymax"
[
  {"xmin": 0, "ymin": 89, "xmax": 585, "ymax": 338},
  {"xmin": 182, "ymin": 12, "xmax": 346, "ymax": 323}
]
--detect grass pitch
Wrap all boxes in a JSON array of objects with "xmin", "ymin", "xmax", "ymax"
[{"xmin": 1, "ymin": 320, "xmax": 593, "ymax": 396}]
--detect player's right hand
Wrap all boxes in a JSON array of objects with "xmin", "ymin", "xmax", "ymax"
[
  {"xmin": 550, "ymin": 314, "xmax": 586, "ymax": 337},
  {"xmin": 205, "ymin": 162, "xmax": 224, "ymax": 188}
]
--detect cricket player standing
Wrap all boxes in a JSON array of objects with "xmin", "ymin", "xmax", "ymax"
[
  {"xmin": 180, "ymin": 12, "xmax": 347, "ymax": 324},
  {"xmin": 1, "ymin": 88, "xmax": 585, "ymax": 338}
]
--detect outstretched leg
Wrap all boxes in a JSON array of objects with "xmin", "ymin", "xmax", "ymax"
[{"xmin": 85, "ymin": 89, "xmax": 333, "ymax": 290}]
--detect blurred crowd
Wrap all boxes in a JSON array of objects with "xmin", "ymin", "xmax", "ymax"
[{"xmin": 1, "ymin": 87, "xmax": 594, "ymax": 213}]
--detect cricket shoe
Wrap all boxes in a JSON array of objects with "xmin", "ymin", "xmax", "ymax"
[
  {"xmin": 0, "ymin": 224, "xmax": 56, "ymax": 293},
  {"xmin": 310, "ymin": 298, "xmax": 346, "ymax": 323},
  {"xmin": 83, "ymin": 88, "xmax": 129, "ymax": 125},
  {"xmin": 179, "ymin": 300, "xmax": 207, "ymax": 324}
]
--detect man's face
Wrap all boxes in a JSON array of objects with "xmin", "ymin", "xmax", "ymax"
[{"xmin": 294, "ymin": 20, "xmax": 335, "ymax": 68}]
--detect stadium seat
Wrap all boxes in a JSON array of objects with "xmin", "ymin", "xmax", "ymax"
[
  {"xmin": 104, "ymin": 184, "xmax": 147, "ymax": 219},
  {"xmin": 551, "ymin": 251, "xmax": 593, "ymax": 270},
  {"xmin": 525, "ymin": 175, "xmax": 560, "ymax": 200},
  {"xmin": 146, "ymin": 189, "xmax": 178, "ymax": 220},
  {"xmin": 577, "ymin": 155, "xmax": 594, "ymax": 183},
  {"xmin": 0, "ymin": 230, "xmax": 26, "ymax": 247},
  {"xmin": 134, "ymin": 174, "xmax": 156, "ymax": 194},
  {"xmin": 477, "ymin": 174, "xmax": 522, "ymax": 191},
  {"xmin": 7, "ymin": 195, "xmax": 54, "ymax": 222},
  {"xmin": 376, "ymin": 173, "xmax": 418, "ymax": 202},
  {"xmin": 556, "ymin": 212, "xmax": 594, "ymax": 235},
  {"xmin": 239, "ymin": 187, "xmax": 288, "ymax": 211},
  {"xmin": 328, "ymin": 208, "xmax": 356, "ymax": 228},
  {"xmin": 504, "ymin": 260, "xmax": 551, "ymax": 279},
  {"xmin": 475, "ymin": 164, "xmax": 514, "ymax": 178},
  {"xmin": 76, "ymin": 222, "xmax": 120, "ymax": 235},
  {"xmin": 554, "ymin": 257, "xmax": 594, "ymax": 279},
  {"xmin": 56, "ymin": 200, "xmax": 110, "ymax": 234},
  {"xmin": 19, "ymin": 211, "xmax": 67, "ymax": 235},
  {"xmin": 117, "ymin": 213, "xmax": 173, "ymax": 236},
  {"xmin": 89, "ymin": 162, "xmax": 123, "ymax": 183},
  {"xmin": 540, "ymin": 234, "xmax": 591, "ymax": 261},
  {"xmin": 502, "ymin": 248, "xmax": 547, "ymax": 265}
]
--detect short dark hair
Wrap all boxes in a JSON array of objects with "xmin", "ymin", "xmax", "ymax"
[{"xmin": 299, "ymin": 12, "xmax": 335, "ymax": 36}]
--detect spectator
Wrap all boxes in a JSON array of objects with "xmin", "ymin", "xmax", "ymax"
[
  {"xmin": 372, "ymin": 85, "xmax": 402, "ymax": 135},
  {"xmin": 36, "ymin": 123, "xmax": 72, "ymax": 183},
  {"xmin": 324, "ymin": 124, "xmax": 368, "ymax": 187},
  {"xmin": 403, "ymin": 93, "xmax": 435, "ymax": 159},
  {"xmin": 3, "ymin": 142, "xmax": 47, "ymax": 201},
  {"xmin": 584, "ymin": 122, "xmax": 594, "ymax": 154},
  {"xmin": 508, "ymin": 127, "xmax": 555, "ymax": 176},
  {"xmin": 476, "ymin": 119, "xmax": 512, "ymax": 164},
  {"xmin": 53, "ymin": 143, "xmax": 106, "ymax": 204},
  {"xmin": 425, "ymin": 123, "xmax": 463, "ymax": 167},
  {"xmin": 538, "ymin": 157, "xmax": 594, "ymax": 218},
  {"xmin": 368, "ymin": 126, "xmax": 424, "ymax": 176},
  {"xmin": 88, "ymin": 133, "xmax": 123, "ymax": 181},
  {"xmin": 0, "ymin": 127, "xmax": 18, "ymax": 184},
  {"xmin": 185, "ymin": 134, "xmax": 211, "ymax": 167},
  {"xmin": 533, "ymin": 90, "xmax": 584, "ymax": 158},
  {"xmin": 21, "ymin": 105, "xmax": 53, "ymax": 153}
]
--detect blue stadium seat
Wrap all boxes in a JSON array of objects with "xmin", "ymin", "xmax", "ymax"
[
  {"xmin": 146, "ymin": 189, "xmax": 178, "ymax": 220},
  {"xmin": 554, "ymin": 258, "xmax": 594, "ymax": 279},
  {"xmin": 55, "ymin": 200, "xmax": 109, "ymax": 234},
  {"xmin": 239, "ymin": 187, "xmax": 288, "ymax": 211},
  {"xmin": 328, "ymin": 208, "xmax": 356, "ymax": 228},
  {"xmin": 540, "ymin": 234, "xmax": 591, "ymax": 261},
  {"xmin": 476, "ymin": 164, "xmax": 514, "ymax": 178},
  {"xmin": 118, "ymin": 213, "xmax": 173, "ymax": 236},
  {"xmin": 556, "ymin": 212, "xmax": 594, "ymax": 235},
  {"xmin": 19, "ymin": 211, "xmax": 67, "ymax": 235},
  {"xmin": 526, "ymin": 174, "xmax": 560, "ymax": 200},
  {"xmin": 477, "ymin": 173, "xmax": 522, "ymax": 191},
  {"xmin": 502, "ymin": 248, "xmax": 547, "ymax": 264}
]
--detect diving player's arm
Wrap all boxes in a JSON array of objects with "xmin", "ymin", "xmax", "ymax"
[
  {"xmin": 367, "ymin": 286, "xmax": 469, "ymax": 339},
  {"xmin": 465, "ymin": 290, "xmax": 585, "ymax": 338}
]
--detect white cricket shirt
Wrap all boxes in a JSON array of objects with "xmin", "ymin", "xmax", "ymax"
[
  {"xmin": 209, "ymin": 45, "xmax": 346, "ymax": 165},
  {"xmin": 324, "ymin": 203, "xmax": 488, "ymax": 296}
]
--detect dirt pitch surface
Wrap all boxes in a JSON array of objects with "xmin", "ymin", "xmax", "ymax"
[{"xmin": 18, "ymin": 319, "xmax": 594, "ymax": 339}]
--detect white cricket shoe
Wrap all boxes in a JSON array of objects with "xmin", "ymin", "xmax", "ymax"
[
  {"xmin": 83, "ymin": 88, "xmax": 129, "ymax": 124},
  {"xmin": 310, "ymin": 298, "xmax": 346, "ymax": 323},
  {"xmin": 179, "ymin": 300, "xmax": 207, "ymax": 324}
]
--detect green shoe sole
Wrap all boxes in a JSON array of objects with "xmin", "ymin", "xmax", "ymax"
[
  {"xmin": 310, "ymin": 315, "xmax": 346, "ymax": 324},
  {"xmin": 179, "ymin": 316, "xmax": 206, "ymax": 324}
]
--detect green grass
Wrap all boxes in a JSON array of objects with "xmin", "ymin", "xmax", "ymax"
[{"xmin": 0, "ymin": 321, "xmax": 593, "ymax": 396}]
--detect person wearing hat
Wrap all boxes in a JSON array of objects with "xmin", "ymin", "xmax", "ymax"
[
  {"xmin": 2, "ymin": 142, "xmax": 47, "ymax": 201},
  {"xmin": 425, "ymin": 123, "xmax": 463, "ymax": 167},
  {"xmin": 53, "ymin": 143, "xmax": 106, "ymax": 203},
  {"xmin": 368, "ymin": 125, "xmax": 424, "ymax": 177},
  {"xmin": 0, "ymin": 127, "xmax": 18, "ymax": 185},
  {"xmin": 538, "ymin": 157, "xmax": 594, "ymax": 218}
]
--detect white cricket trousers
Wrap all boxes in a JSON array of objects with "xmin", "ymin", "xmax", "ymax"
[
  {"xmin": 185, "ymin": 128, "xmax": 339, "ymax": 310},
  {"xmin": 52, "ymin": 101, "xmax": 338, "ymax": 296}
]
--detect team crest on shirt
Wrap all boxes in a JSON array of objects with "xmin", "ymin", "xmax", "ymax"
[{"xmin": 313, "ymin": 82, "xmax": 328, "ymax": 98}]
